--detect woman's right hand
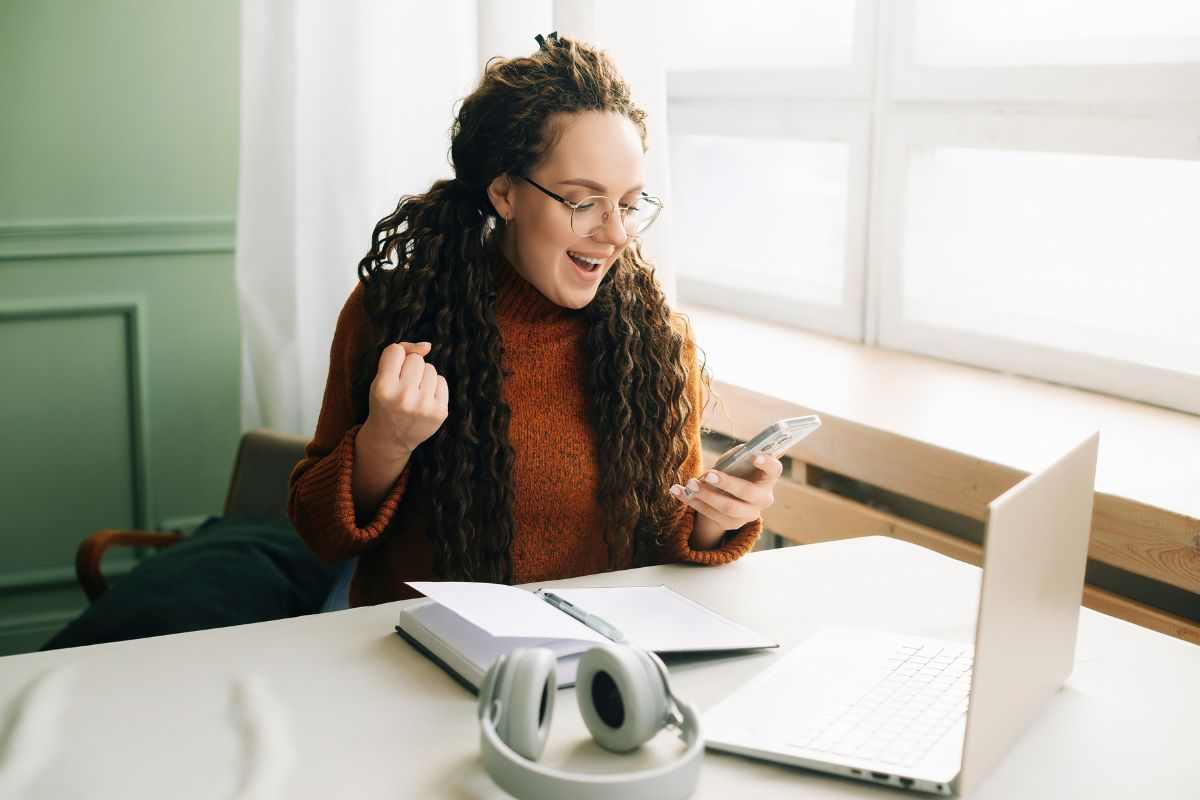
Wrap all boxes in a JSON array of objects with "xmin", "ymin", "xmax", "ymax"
[{"xmin": 359, "ymin": 341, "xmax": 449, "ymax": 461}]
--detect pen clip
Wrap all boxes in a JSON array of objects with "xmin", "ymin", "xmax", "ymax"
[{"xmin": 540, "ymin": 591, "xmax": 624, "ymax": 642}]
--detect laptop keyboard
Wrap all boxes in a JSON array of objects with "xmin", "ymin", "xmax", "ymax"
[{"xmin": 789, "ymin": 641, "xmax": 973, "ymax": 768}]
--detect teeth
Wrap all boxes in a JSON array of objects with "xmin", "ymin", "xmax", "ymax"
[{"xmin": 568, "ymin": 251, "xmax": 604, "ymax": 266}]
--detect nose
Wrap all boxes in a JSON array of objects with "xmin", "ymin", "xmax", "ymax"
[{"xmin": 592, "ymin": 206, "xmax": 629, "ymax": 247}]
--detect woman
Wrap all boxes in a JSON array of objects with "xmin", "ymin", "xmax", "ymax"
[{"xmin": 289, "ymin": 32, "xmax": 781, "ymax": 609}]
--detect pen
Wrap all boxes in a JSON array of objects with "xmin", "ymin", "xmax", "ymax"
[{"xmin": 538, "ymin": 591, "xmax": 626, "ymax": 643}]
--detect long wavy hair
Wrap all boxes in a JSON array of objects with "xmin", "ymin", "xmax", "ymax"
[{"xmin": 353, "ymin": 34, "xmax": 707, "ymax": 583}]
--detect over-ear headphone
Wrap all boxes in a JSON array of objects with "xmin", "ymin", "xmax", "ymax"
[{"xmin": 477, "ymin": 644, "xmax": 704, "ymax": 800}]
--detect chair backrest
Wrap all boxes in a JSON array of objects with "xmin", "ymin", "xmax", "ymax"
[{"xmin": 222, "ymin": 429, "xmax": 309, "ymax": 524}]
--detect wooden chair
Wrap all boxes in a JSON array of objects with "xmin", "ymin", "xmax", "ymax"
[{"xmin": 76, "ymin": 429, "xmax": 309, "ymax": 601}]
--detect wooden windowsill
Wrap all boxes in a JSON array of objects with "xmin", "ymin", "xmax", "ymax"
[{"xmin": 682, "ymin": 304, "xmax": 1200, "ymax": 523}]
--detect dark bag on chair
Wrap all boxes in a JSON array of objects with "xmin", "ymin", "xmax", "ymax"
[{"xmin": 43, "ymin": 517, "xmax": 338, "ymax": 650}]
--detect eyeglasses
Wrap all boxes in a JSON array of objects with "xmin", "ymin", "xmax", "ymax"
[{"xmin": 519, "ymin": 175, "xmax": 664, "ymax": 239}]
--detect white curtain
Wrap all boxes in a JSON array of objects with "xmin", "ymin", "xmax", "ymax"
[{"xmin": 236, "ymin": 0, "xmax": 672, "ymax": 436}]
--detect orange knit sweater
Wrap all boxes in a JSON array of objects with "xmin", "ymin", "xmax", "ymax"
[{"xmin": 288, "ymin": 261, "xmax": 762, "ymax": 606}]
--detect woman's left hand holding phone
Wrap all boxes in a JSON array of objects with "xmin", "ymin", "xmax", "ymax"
[{"xmin": 671, "ymin": 447, "xmax": 783, "ymax": 550}]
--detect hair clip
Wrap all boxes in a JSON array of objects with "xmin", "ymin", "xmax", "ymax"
[{"xmin": 534, "ymin": 31, "xmax": 561, "ymax": 51}]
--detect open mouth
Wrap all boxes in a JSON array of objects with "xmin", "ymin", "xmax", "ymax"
[{"xmin": 567, "ymin": 250, "xmax": 605, "ymax": 273}]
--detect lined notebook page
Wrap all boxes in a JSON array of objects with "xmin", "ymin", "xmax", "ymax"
[{"xmin": 547, "ymin": 586, "xmax": 775, "ymax": 652}]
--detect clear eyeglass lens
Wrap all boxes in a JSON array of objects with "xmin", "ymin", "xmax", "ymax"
[{"xmin": 572, "ymin": 195, "xmax": 661, "ymax": 237}]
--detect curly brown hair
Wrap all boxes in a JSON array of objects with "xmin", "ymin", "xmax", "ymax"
[{"xmin": 353, "ymin": 34, "xmax": 708, "ymax": 583}]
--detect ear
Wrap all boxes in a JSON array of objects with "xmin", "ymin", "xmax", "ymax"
[{"xmin": 486, "ymin": 174, "xmax": 517, "ymax": 221}]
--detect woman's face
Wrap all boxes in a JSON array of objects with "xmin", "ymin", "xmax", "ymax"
[{"xmin": 489, "ymin": 110, "xmax": 646, "ymax": 310}]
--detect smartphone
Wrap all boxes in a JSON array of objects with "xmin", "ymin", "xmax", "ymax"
[{"xmin": 711, "ymin": 415, "xmax": 821, "ymax": 480}]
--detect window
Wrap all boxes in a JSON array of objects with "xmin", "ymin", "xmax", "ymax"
[
  {"xmin": 668, "ymin": 104, "xmax": 868, "ymax": 339},
  {"xmin": 666, "ymin": 0, "xmax": 1200, "ymax": 415}
]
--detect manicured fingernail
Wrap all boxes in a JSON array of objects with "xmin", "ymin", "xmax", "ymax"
[
  {"xmin": 705, "ymin": 472, "xmax": 719, "ymax": 484},
  {"xmin": 686, "ymin": 478, "xmax": 700, "ymax": 492},
  {"xmin": 754, "ymin": 455, "xmax": 765, "ymax": 465},
  {"xmin": 670, "ymin": 484, "xmax": 682, "ymax": 497}
]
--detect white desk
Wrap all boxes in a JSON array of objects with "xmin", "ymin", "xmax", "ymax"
[{"xmin": 0, "ymin": 537, "xmax": 1195, "ymax": 798}]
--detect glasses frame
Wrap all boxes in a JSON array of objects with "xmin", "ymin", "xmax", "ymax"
[{"xmin": 518, "ymin": 175, "xmax": 664, "ymax": 239}]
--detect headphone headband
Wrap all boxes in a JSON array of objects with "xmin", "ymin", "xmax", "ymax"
[
  {"xmin": 477, "ymin": 644, "xmax": 705, "ymax": 800},
  {"xmin": 480, "ymin": 696, "xmax": 703, "ymax": 800}
]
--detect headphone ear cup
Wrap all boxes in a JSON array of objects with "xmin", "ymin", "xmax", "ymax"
[
  {"xmin": 483, "ymin": 647, "xmax": 557, "ymax": 761},
  {"xmin": 576, "ymin": 645, "xmax": 670, "ymax": 753},
  {"xmin": 477, "ymin": 651, "xmax": 509, "ymax": 722}
]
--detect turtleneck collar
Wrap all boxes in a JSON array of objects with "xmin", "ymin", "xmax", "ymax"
[{"xmin": 493, "ymin": 254, "xmax": 579, "ymax": 325}]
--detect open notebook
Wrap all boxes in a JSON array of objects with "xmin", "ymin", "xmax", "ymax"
[{"xmin": 395, "ymin": 581, "xmax": 777, "ymax": 691}]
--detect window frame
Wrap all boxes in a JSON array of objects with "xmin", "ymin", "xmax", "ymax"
[
  {"xmin": 889, "ymin": 0, "xmax": 1200, "ymax": 106},
  {"xmin": 666, "ymin": 0, "xmax": 879, "ymax": 101},
  {"xmin": 669, "ymin": 100, "xmax": 872, "ymax": 342},
  {"xmin": 666, "ymin": 0, "xmax": 1200, "ymax": 416}
]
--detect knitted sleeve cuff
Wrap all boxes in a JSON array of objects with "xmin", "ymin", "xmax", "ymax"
[
  {"xmin": 289, "ymin": 424, "xmax": 410, "ymax": 562},
  {"xmin": 660, "ymin": 509, "xmax": 763, "ymax": 566}
]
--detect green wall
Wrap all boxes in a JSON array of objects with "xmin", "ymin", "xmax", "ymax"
[{"xmin": 0, "ymin": 0, "xmax": 242, "ymax": 655}]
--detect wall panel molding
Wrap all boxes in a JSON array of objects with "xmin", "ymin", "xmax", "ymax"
[
  {"xmin": 0, "ymin": 557, "xmax": 140, "ymax": 593},
  {"xmin": 0, "ymin": 610, "xmax": 78, "ymax": 631},
  {"xmin": 0, "ymin": 217, "xmax": 235, "ymax": 260},
  {"xmin": 0, "ymin": 297, "xmax": 153, "ymax": 592},
  {"xmin": 0, "ymin": 609, "xmax": 80, "ymax": 648}
]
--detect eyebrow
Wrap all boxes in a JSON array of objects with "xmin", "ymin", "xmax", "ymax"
[{"xmin": 556, "ymin": 178, "xmax": 645, "ymax": 196}]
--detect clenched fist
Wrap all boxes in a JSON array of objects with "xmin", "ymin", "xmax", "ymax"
[{"xmin": 359, "ymin": 341, "xmax": 449, "ymax": 460}]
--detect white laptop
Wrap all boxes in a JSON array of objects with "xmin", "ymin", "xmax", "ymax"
[{"xmin": 704, "ymin": 433, "xmax": 1100, "ymax": 795}]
